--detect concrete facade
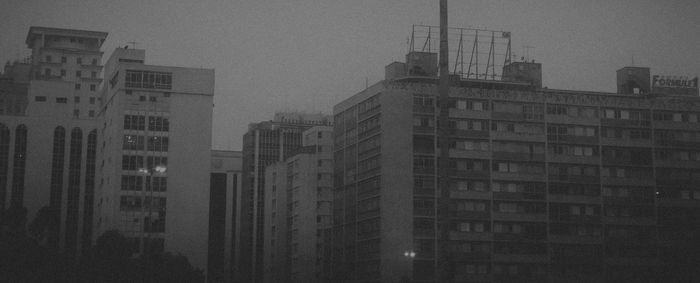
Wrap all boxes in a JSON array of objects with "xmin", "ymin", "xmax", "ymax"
[
  {"xmin": 0, "ymin": 27, "xmax": 106, "ymax": 258},
  {"xmin": 238, "ymin": 112, "xmax": 331, "ymax": 283},
  {"xmin": 333, "ymin": 52, "xmax": 700, "ymax": 283},
  {"xmin": 263, "ymin": 126, "xmax": 333, "ymax": 283},
  {"xmin": 94, "ymin": 46, "xmax": 214, "ymax": 271}
]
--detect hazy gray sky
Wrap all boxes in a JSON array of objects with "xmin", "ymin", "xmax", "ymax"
[{"xmin": 2, "ymin": 0, "xmax": 699, "ymax": 150}]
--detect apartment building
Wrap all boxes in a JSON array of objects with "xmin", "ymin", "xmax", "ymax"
[
  {"xmin": 95, "ymin": 46, "xmax": 214, "ymax": 270},
  {"xmin": 0, "ymin": 27, "xmax": 106, "ymax": 257},
  {"xmin": 263, "ymin": 126, "xmax": 333, "ymax": 283},
  {"xmin": 238, "ymin": 112, "xmax": 331, "ymax": 283},
  {"xmin": 332, "ymin": 50, "xmax": 700, "ymax": 282}
]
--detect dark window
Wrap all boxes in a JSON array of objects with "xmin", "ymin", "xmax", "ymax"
[
  {"xmin": 122, "ymin": 135, "xmax": 145, "ymax": 150},
  {"xmin": 35, "ymin": 96, "xmax": 47, "ymax": 102},
  {"xmin": 76, "ymin": 71, "xmax": 81, "ymax": 78},
  {"xmin": 75, "ymin": 84, "xmax": 81, "ymax": 90},
  {"xmin": 0, "ymin": 124, "xmax": 9, "ymax": 210},
  {"xmin": 148, "ymin": 116, "xmax": 169, "ymax": 132},
  {"xmin": 77, "ymin": 57, "xmax": 82, "ymax": 65},
  {"xmin": 56, "ymin": 97, "xmax": 68, "ymax": 103},
  {"xmin": 60, "ymin": 69, "xmax": 66, "ymax": 77},
  {"xmin": 90, "ymin": 84, "xmax": 96, "ymax": 91},
  {"xmin": 91, "ymin": 58, "xmax": 97, "ymax": 65},
  {"xmin": 124, "ymin": 115, "xmax": 146, "ymax": 130},
  {"xmin": 10, "ymin": 125, "xmax": 28, "ymax": 208},
  {"xmin": 82, "ymin": 130, "xmax": 97, "ymax": 251},
  {"xmin": 125, "ymin": 70, "xmax": 172, "ymax": 90},
  {"xmin": 61, "ymin": 57, "xmax": 67, "ymax": 63},
  {"xmin": 64, "ymin": 128, "xmax": 83, "ymax": 256},
  {"xmin": 48, "ymin": 126, "xmax": 65, "ymax": 247},
  {"xmin": 147, "ymin": 136, "xmax": 169, "ymax": 152}
]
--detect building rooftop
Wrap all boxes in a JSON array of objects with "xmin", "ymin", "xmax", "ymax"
[{"xmin": 26, "ymin": 26, "xmax": 108, "ymax": 48}]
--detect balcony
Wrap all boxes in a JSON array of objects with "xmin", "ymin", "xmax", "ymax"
[
  {"xmin": 545, "ymin": 114, "xmax": 598, "ymax": 126},
  {"xmin": 448, "ymin": 231, "xmax": 492, "ymax": 241},
  {"xmin": 492, "ymin": 212, "xmax": 547, "ymax": 222},
  {"xmin": 601, "ymin": 177, "xmax": 655, "ymax": 186},
  {"xmin": 491, "ymin": 131, "xmax": 545, "ymax": 143},
  {"xmin": 493, "ymin": 253, "xmax": 549, "ymax": 263},
  {"xmin": 492, "ymin": 172, "xmax": 545, "ymax": 182},
  {"xmin": 448, "ymin": 108, "xmax": 490, "ymax": 119},
  {"xmin": 448, "ymin": 149, "xmax": 490, "ymax": 159},
  {"xmin": 493, "ymin": 152, "xmax": 544, "ymax": 162},
  {"xmin": 450, "ymin": 191, "xmax": 491, "ymax": 200},
  {"xmin": 547, "ymin": 154, "xmax": 599, "ymax": 165},
  {"xmin": 548, "ymin": 234, "xmax": 602, "ymax": 245},
  {"xmin": 548, "ymin": 194, "xmax": 600, "ymax": 204}
]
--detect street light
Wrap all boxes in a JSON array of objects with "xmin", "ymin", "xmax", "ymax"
[
  {"xmin": 404, "ymin": 250, "xmax": 416, "ymax": 258},
  {"xmin": 137, "ymin": 164, "xmax": 166, "ymax": 254}
]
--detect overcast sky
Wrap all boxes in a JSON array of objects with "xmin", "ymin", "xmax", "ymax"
[{"xmin": 2, "ymin": 0, "xmax": 699, "ymax": 150}]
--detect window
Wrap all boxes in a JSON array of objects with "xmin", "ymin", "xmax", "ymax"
[
  {"xmin": 75, "ymin": 84, "xmax": 81, "ymax": 90},
  {"xmin": 74, "ymin": 96, "xmax": 80, "ymax": 103},
  {"xmin": 125, "ymin": 70, "xmax": 173, "ymax": 89},
  {"xmin": 413, "ymin": 94, "xmax": 434, "ymax": 106},
  {"xmin": 77, "ymin": 57, "xmax": 82, "ymax": 64},
  {"xmin": 35, "ymin": 96, "xmax": 47, "ymax": 102},
  {"xmin": 90, "ymin": 84, "xmax": 96, "ymax": 91},
  {"xmin": 147, "ymin": 136, "xmax": 169, "ymax": 152},
  {"xmin": 45, "ymin": 55, "xmax": 52, "ymax": 63},
  {"xmin": 60, "ymin": 69, "xmax": 66, "ymax": 77},
  {"xmin": 88, "ymin": 110, "xmax": 95, "ymax": 117},
  {"xmin": 121, "ymin": 155, "xmax": 144, "ymax": 170},
  {"xmin": 76, "ymin": 71, "xmax": 82, "ymax": 78},
  {"xmin": 61, "ymin": 57, "xmax": 67, "ymax": 63},
  {"xmin": 148, "ymin": 116, "xmax": 170, "ymax": 131},
  {"xmin": 123, "ymin": 135, "xmax": 145, "ymax": 150},
  {"xmin": 91, "ymin": 58, "xmax": 98, "ymax": 65},
  {"xmin": 124, "ymin": 115, "xmax": 146, "ymax": 130},
  {"xmin": 44, "ymin": 69, "xmax": 51, "ymax": 76},
  {"xmin": 89, "ymin": 97, "xmax": 96, "ymax": 104},
  {"xmin": 73, "ymin": 110, "xmax": 79, "ymax": 117},
  {"xmin": 56, "ymin": 97, "xmax": 68, "ymax": 103},
  {"xmin": 139, "ymin": 96, "xmax": 146, "ymax": 101},
  {"xmin": 149, "ymin": 96, "xmax": 157, "ymax": 102}
]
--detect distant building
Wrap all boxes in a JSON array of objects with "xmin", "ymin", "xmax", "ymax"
[
  {"xmin": 238, "ymin": 112, "xmax": 331, "ymax": 283},
  {"xmin": 0, "ymin": 26, "xmax": 106, "ymax": 257},
  {"xmin": 209, "ymin": 150, "xmax": 243, "ymax": 282},
  {"xmin": 333, "ymin": 49, "xmax": 700, "ymax": 282},
  {"xmin": 94, "ymin": 46, "xmax": 214, "ymax": 270},
  {"xmin": 263, "ymin": 126, "xmax": 333, "ymax": 283}
]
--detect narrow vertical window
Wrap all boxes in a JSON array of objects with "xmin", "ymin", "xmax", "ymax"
[
  {"xmin": 64, "ymin": 128, "xmax": 82, "ymax": 257},
  {"xmin": 10, "ymin": 125, "xmax": 28, "ymax": 208},
  {"xmin": 48, "ymin": 126, "xmax": 66, "ymax": 248},
  {"xmin": 0, "ymin": 124, "xmax": 10, "ymax": 210},
  {"xmin": 81, "ymin": 130, "xmax": 97, "ymax": 255}
]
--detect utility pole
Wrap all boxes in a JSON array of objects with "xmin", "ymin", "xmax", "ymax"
[{"xmin": 437, "ymin": 0, "xmax": 453, "ymax": 282}]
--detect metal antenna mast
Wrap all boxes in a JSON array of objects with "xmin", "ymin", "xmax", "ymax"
[{"xmin": 438, "ymin": 0, "xmax": 453, "ymax": 282}]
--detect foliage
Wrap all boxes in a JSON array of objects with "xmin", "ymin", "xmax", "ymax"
[{"xmin": 1, "ymin": 206, "xmax": 204, "ymax": 283}]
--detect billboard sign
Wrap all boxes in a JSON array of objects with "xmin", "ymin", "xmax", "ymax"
[{"xmin": 652, "ymin": 75, "xmax": 699, "ymax": 96}]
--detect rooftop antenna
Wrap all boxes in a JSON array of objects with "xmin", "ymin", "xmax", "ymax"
[{"xmin": 522, "ymin": 45, "xmax": 534, "ymax": 61}]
